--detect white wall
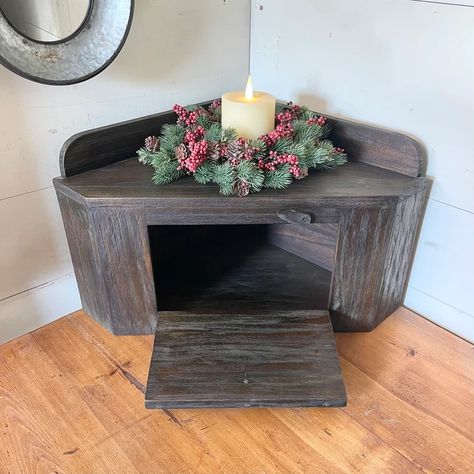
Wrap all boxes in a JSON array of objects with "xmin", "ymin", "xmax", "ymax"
[
  {"xmin": 250, "ymin": 0, "xmax": 474, "ymax": 341},
  {"xmin": 0, "ymin": 0, "xmax": 250, "ymax": 344}
]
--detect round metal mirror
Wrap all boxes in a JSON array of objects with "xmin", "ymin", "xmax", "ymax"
[{"xmin": 0, "ymin": 0, "xmax": 134, "ymax": 85}]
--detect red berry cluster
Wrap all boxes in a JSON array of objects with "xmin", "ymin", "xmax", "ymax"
[
  {"xmin": 209, "ymin": 99, "xmax": 221, "ymax": 112},
  {"xmin": 184, "ymin": 126, "xmax": 205, "ymax": 145},
  {"xmin": 335, "ymin": 147, "xmax": 345, "ymax": 154},
  {"xmin": 177, "ymin": 140, "xmax": 208, "ymax": 173},
  {"xmin": 244, "ymin": 145, "xmax": 261, "ymax": 160},
  {"xmin": 275, "ymin": 111, "xmax": 295, "ymax": 124},
  {"xmin": 275, "ymin": 105, "xmax": 300, "ymax": 125},
  {"xmin": 173, "ymin": 104, "xmax": 203, "ymax": 126},
  {"xmin": 258, "ymin": 151, "xmax": 301, "ymax": 177},
  {"xmin": 307, "ymin": 116, "xmax": 327, "ymax": 126},
  {"xmin": 260, "ymin": 123, "xmax": 294, "ymax": 147}
]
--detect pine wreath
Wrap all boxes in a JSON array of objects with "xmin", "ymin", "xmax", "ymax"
[{"xmin": 137, "ymin": 100, "xmax": 347, "ymax": 196}]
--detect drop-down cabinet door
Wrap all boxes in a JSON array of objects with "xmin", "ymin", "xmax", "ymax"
[{"xmin": 145, "ymin": 310, "xmax": 346, "ymax": 409}]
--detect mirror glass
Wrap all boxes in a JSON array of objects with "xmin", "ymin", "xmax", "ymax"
[{"xmin": 0, "ymin": 0, "xmax": 90, "ymax": 42}]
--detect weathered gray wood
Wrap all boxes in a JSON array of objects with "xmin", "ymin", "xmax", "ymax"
[
  {"xmin": 59, "ymin": 110, "xmax": 175, "ymax": 177},
  {"xmin": 54, "ymin": 159, "xmax": 428, "ymax": 209},
  {"xmin": 268, "ymin": 223, "xmax": 338, "ymax": 271},
  {"xmin": 145, "ymin": 310, "xmax": 347, "ymax": 408},
  {"xmin": 329, "ymin": 189, "xmax": 430, "ymax": 331},
  {"xmin": 56, "ymin": 192, "xmax": 112, "ymax": 330},
  {"xmin": 88, "ymin": 208, "xmax": 157, "ymax": 334},
  {"xmin": 54, "ymin": 174, "xmax": 430, "ymax": 334},
  {"xmin": 55, "ymin": 102, "xmax": 432, "ymax": 409},
  {"xmin": 56, "ymin": 192, "xmax": 157, "ymax": 334},
  {"xmin": 329, "ymin": 115, "xmax": 425, "ymax": 177},
  {"xmin": 278, "ymin": 209, "xmax": 312, "ymax": 225}
]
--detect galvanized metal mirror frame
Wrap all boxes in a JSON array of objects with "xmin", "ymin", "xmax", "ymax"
[{"xmin": 0, "ymin": 0, "xmax": 134, "ymax": 85}]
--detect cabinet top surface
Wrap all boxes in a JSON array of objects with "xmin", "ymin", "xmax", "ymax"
[{"xmin": 54, "ymin": 157, "xmax": 429, "ymax": 206}]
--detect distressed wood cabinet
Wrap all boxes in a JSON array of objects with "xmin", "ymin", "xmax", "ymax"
[{"xmin": 54, "ymin": 101, "xmax": 430, "ymax": 408}]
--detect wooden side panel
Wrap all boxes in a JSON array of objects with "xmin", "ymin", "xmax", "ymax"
[
  {"xmin": 145, "ymin": 310, "xmax": 346, "ymax": 408},
  {"xmin": 56, "ymin": 192, "xmax": 112, "ymax": 330},
  {"xmin": 90, "ymin": 208, "xmax": 157, "ymax": 335},
  {"xmin": 268, "ymin": 223, "xmax": 338, "ymax": 271},
  {"xmin": 329, "ymin": 188, "xmax": 429, "ymax": 331}
]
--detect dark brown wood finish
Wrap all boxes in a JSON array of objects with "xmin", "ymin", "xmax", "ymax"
[
  {"xmin": 330, "ymin": 189, "xmax": 430, "ymax": 331},
  {"xmin": 54, "ymin": 101, "xmax": 430, "ymax": 337},
  {"xmin": 57, "ymin": 194, "xmax": 157, "ymax": 335},
  {"xmin": 59, "ymin": 109, "xmax": 176, "ymax": 177},
  {"xmin": 145, "ymin": 310, "xmax": 346, "ymax": 408},
  {"xmin": 268, "ymin": 223, "xmax": 338, "ymax": 271},
  {"xmin": 55, "ymin": 159, "xmax": 427, "ymax": 206},
  {"xmin": 328, "ymin": 115, "xmax": 425, "ymax": 177}
]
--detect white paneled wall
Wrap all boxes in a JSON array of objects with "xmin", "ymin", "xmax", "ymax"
[
  {"xmin": 0, "ymin": 0, "xmax": 250, "ymax": 344},
  {"xmin": 250, "ymin": 0, "xmax": 474, "ymax": 340}
]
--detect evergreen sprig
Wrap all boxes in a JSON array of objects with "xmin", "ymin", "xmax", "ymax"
[
  {"xmin": 152, "ymin": 161, "xmax": 184, "ymax": 185},
  {"xmin": 263, "ymin": 164, "xmax": 293, "ymax": 189}
]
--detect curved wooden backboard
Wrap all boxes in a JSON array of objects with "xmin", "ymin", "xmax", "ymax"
[{"xmin": 60, "ymin": 99, "xmax": 425, "ymax": 178}]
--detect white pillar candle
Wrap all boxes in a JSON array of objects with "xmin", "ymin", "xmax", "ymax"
[{"xmin": 221, "ymin": 76, "xmax": 276, "ymax": 140}]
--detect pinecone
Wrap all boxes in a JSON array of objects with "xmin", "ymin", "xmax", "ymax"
[
  {"xmin": 226, "ymin": 139, "xmax": 244, "ymax": 161},
  {"xmin": 208, "ymin": 142, "xmax": 221, "ymax": 161},
  {"xmin": 175, "ymin": 144, "xmax": 187, "ymax": 166},
  {"xmin": 233, "ymin": 180, "xmax": 250, "ymax": 197},
  {"xmin": 145, "ymin": 136, "xmax": 159, "ymax": 152},
  {"xmin": 296, "ymin": 166, "xmax": 309, "ymax": 180}
]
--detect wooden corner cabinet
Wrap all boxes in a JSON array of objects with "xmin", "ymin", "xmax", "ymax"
[{"xmin": 53, "ymin": 100, "xmax": 430, "ymax": 408}]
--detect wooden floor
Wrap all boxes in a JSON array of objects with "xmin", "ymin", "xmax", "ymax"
[{"xmin": 0, "ymin": 308, "xmax": 472, "ymax": 473}]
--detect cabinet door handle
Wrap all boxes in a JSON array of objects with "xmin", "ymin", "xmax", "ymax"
[{"xmin": 277, "ymin": 209, "xmax": 312, "ymax": 225}]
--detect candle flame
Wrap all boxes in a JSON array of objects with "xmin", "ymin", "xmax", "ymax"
[{"xmin": 244, "ymin": 75, "xmax": 254, "ymax": 100}]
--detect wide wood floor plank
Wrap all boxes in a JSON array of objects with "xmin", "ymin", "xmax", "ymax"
[
  {"xmin": 0, "ymin": 334, "xmax": 136, "ymax": 473},
  {"xmin": 269, "ymin": 408, "xmax": 420, "ymax": 473},
  {"xmin": 339, "ymin": 358, "xmax": 474, "ymax": 473},
  {"xmin": 1, "ymin": 307, "xmax": 472, "ymax": 473},
  {"xmin": 336, "ymin": 309, "xmax": 474, "ymax": 441}
]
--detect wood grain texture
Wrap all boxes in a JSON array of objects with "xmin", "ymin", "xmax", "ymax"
[
  {"xmin": 145, "ymin": 310, "xmax": 346, "ymax": 408},
  {"xmin": 329, "ymin": 114, "xmax": 425, "ymax": 177},
  {"xmin": 60, "ymin": 109, "xmax": 176, "ymax": 177},
  {"xmin": 90, "ymin": 208, "xmax": 157, "ymax": 335},
  {"xmin": 268, "ymin": 223, "xmax": 338, "ymax": 271},
  {"xmin": 330, "ymin": 189, "xmax": 430, "ymax": 331},
  {"xmin": 56, "ymin": 192, "xmax": 111, "ymax": 327},
  {"xmin": 56, "ymin": 194, "xmax": 157, "ymax": 335},
  {"xmin": 1, "ymin": 308, "xmax": 472, "ymax": 473},
  {"xmin": 54, "ymin": 159, "xmax": 428, "ymax": 206}
]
